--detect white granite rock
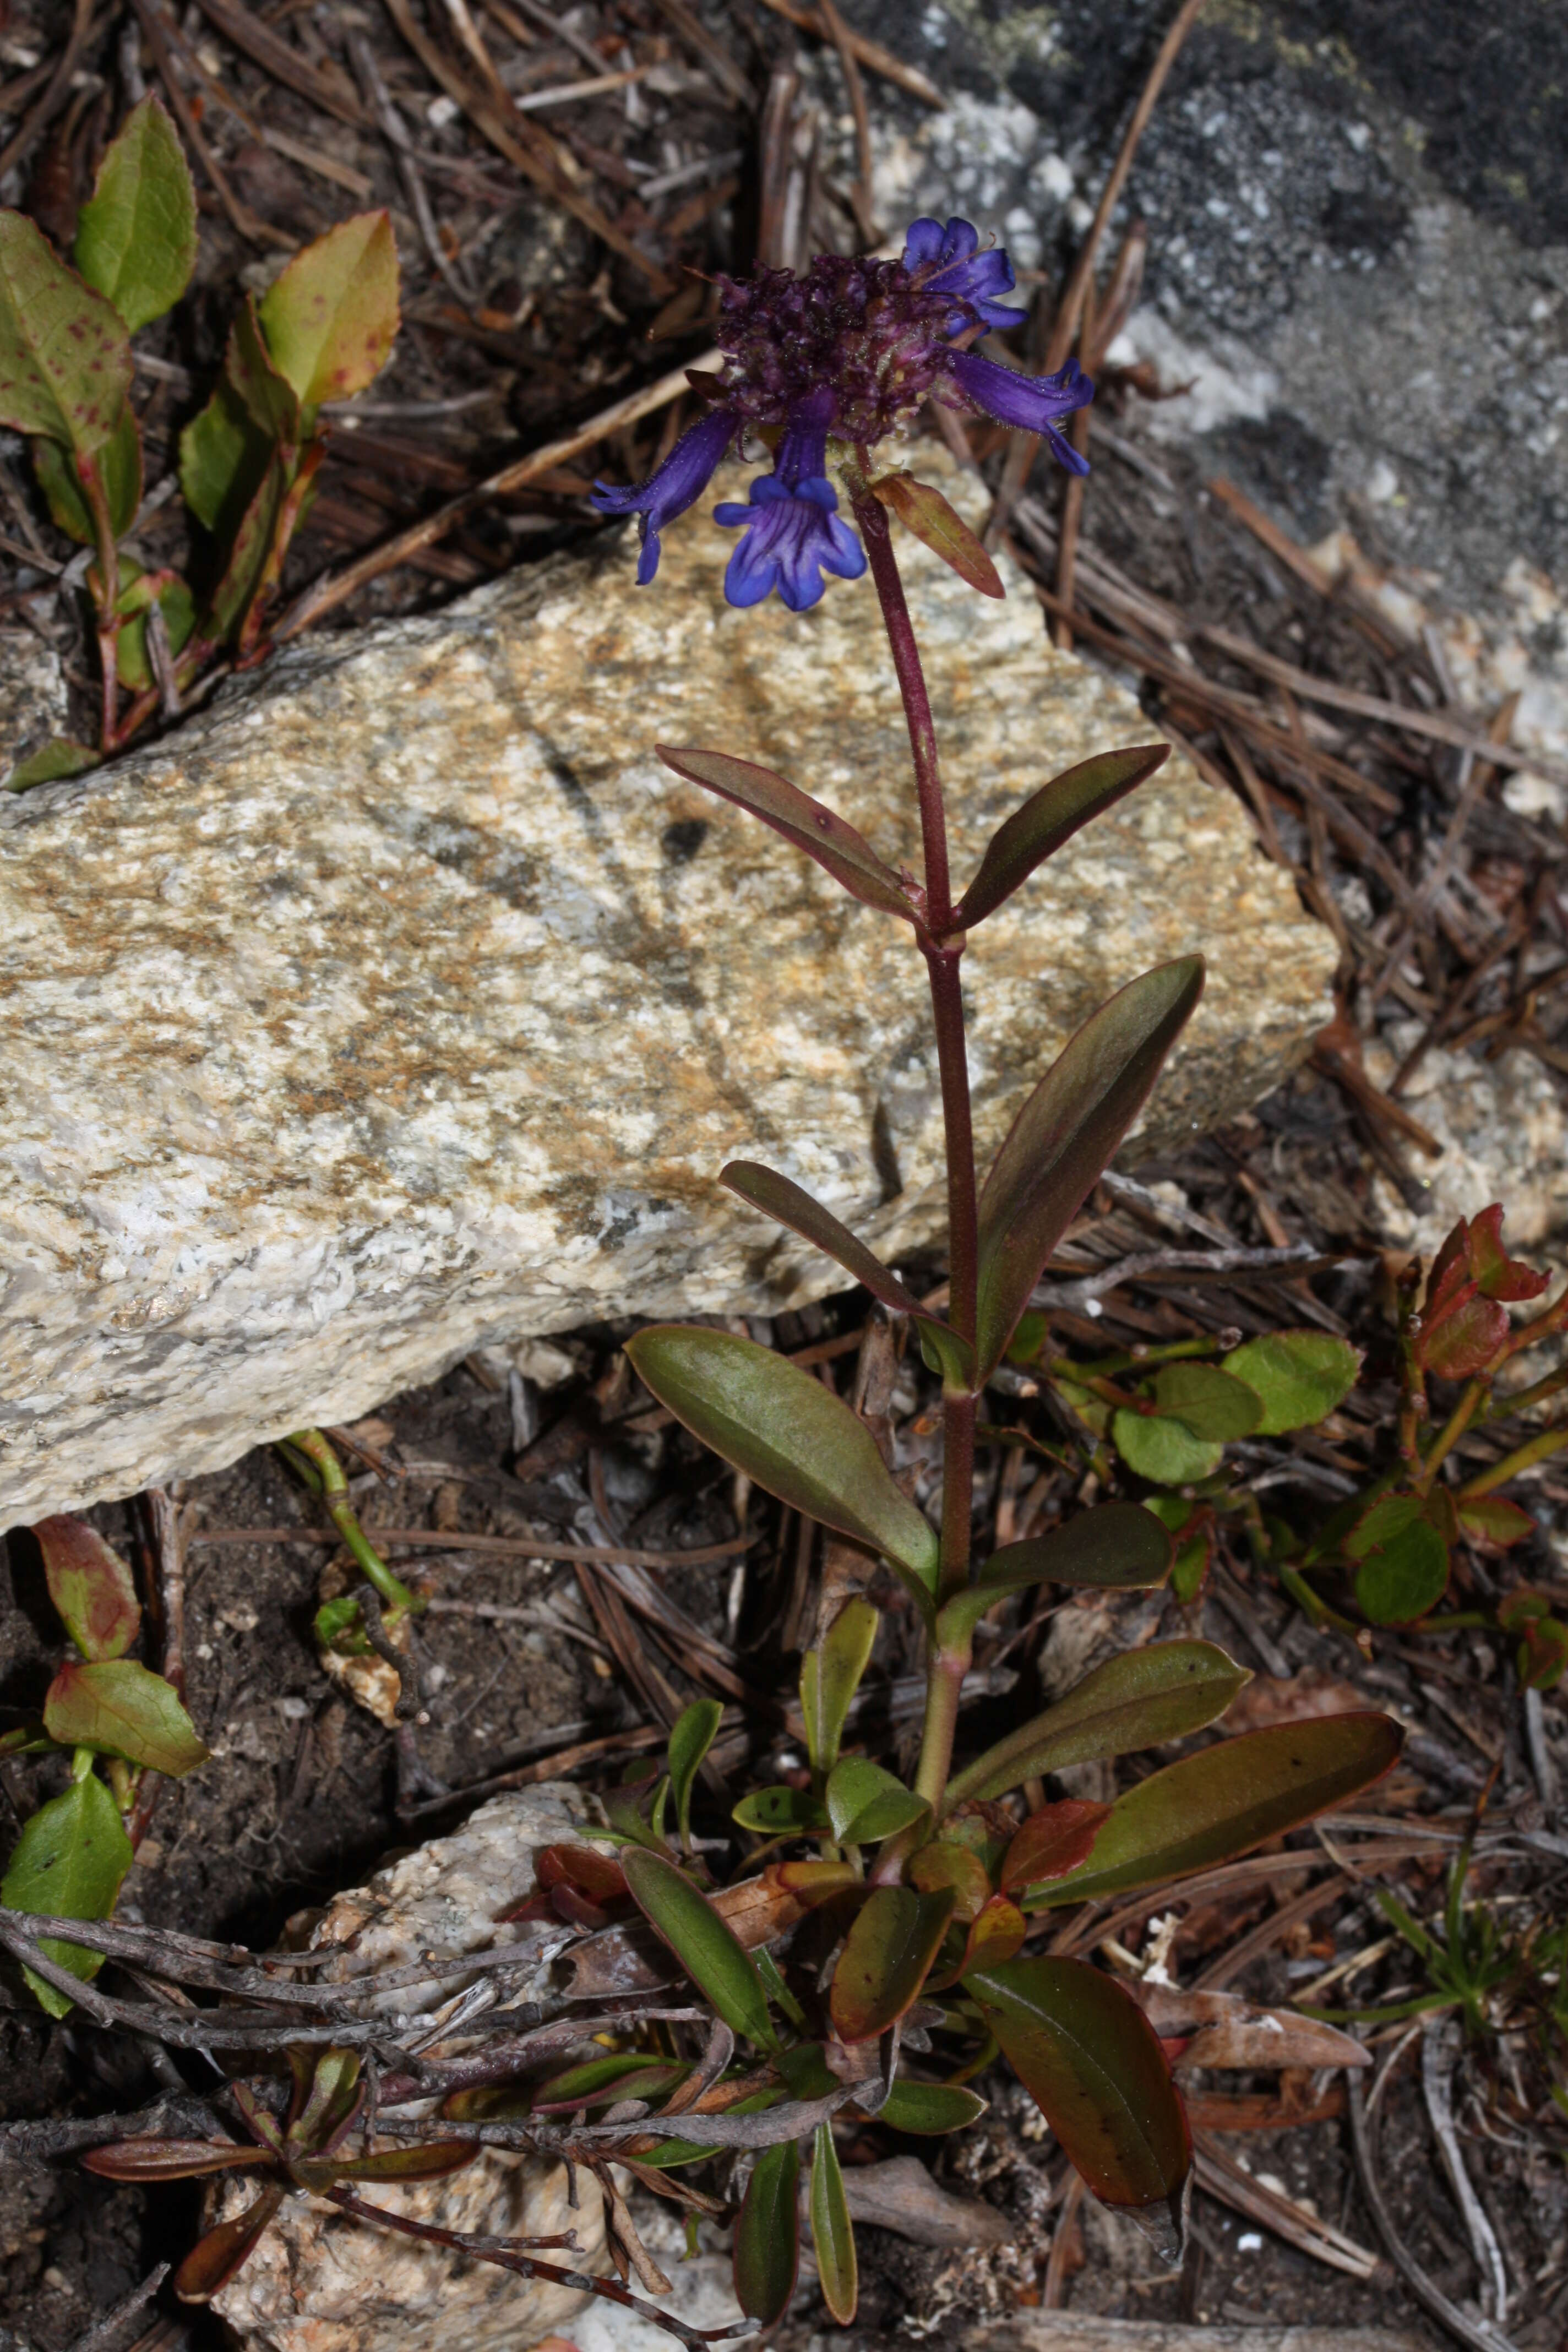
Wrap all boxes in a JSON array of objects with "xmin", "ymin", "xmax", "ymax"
[{"xmin": 0, "ymin": 443, "xmax": 1335, "ymax": 1520}]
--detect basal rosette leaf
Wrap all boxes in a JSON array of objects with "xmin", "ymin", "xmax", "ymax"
[
  {"xmin": 173, "ymin": 2181, "xmax": 287, "ymax": 2304},
  {"xmin": 620, "ymin": 1847, "xmax": 778, "ymax": 2051},
  {"xmin": 974, "ymin": 959, "xmax": 1205, "ymax": 1379},
  {"xmin": 73, "ymin": 94, "xmax": 197, "ymax": 333},
  {"xmin": 876, "ymin": 2078, "xmax": 989, "ymax": 2133},
  {"xmin": 0, "ymin": 210, "xmax": 132, "ymax": 455},
  {"xmin": 257, "ymin": 211, "xmax": 399, "ymax": 412},
  {"xmin": 999, "ymin": 1800, "xmax": 1110, "ymax": 1892},
  {"xmin": 1, "ymin": 1770, "xmax": 133, "ymax": 2016},
  {"xmin": 33, "ymin": 1514, "xmax": 139, "ymax": 1661},
  {"xmin": 809, "ymin": 2120, "xmax": 858, "ymax": 2323},
  {"xmin": 955, "ymin": 745, "xmax": 1169, "ymax": 930},
  {"xmin": 626, "ymin": 1326, "xmax": 940, "ymax": 1612}
]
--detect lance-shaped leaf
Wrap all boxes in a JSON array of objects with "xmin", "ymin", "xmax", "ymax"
[
  {"xmin": 73, "ymin": 94, "xmax": 197, "ymax": 333},
  {"xmin": 734, "ymin": 2137, "xmax": 799, "ymax": 2323},
  {"xmin": 801, "ymin": 1596, "xmax": 879, "ymax": 1778},
  {"xmin": 285, "ymin": 2045, "xmax": 363, "ymax": 2157},
  {"xmin": 943, "ymin": 1641, "xmax": 1248, "ymax": 1814},
  {"xmin": 667, "ymin": 1697, "xmax": 722, "ymax": 1850},
  {"xmin": 34, "ymin": 1515, "xmax": 139, "ymax": 1661},
  {"xmin": 876, "ymin": 2079, "xmax": 989, "ymax": 2134},
  {"xmin": 966, "ymin": 1956, "xmax": 1190, "ymax": 2219},
  {"xmin": 937, "ymin": 1503, "xmax": 1172, "ymax": 1645},
  {"xmin": 81, "ymin": 2138, "xmax": 273, "ymax": 2181},
  {"xmin": 999, "ymin": 1800, "xmax": 1111, "ymax": 1892},
  {"xmin": 258, "ymin": 211, "xmax": 399, "ymax": 411},
  {"xmin": 955, "ymin": 747, "xmax": 1169, "ymax": 930},
  {"xmin": 809, "ymin": 2120, "xmax": 858, "ymax": 2323},
  {"xmin": 620, "ymin": 1847, "xmax": 778, "ymax": 2050},
  {"xmin": 830, "ymin": 1884, "xmax": 955, "ymax": 2041},
  {"xmin": 974, "ymin": 959, "xmax": 1205, "ymax": 1379},
  {"xmin": 5, "ymin": 737, "xmax": 98, "ymax": 791},
  {"xmin": 1, "ymin": 1771, "xmax": 133, "ymax": 2016},
  {"xmin": 1023, "ymin": 1713, "xmax": 1403, "ymax": 1908},
  {"xmin": 0, "ymin": 211, "xmax": 132, "ymax": 455},
  {"xmin": 296, "ymin": 2139, "xmax": 478, "ymax": 2189},
  {"xmin": 174, "ymin": 2181, "xmax": 287, "ymax": 2304},
  {"xmin": 825, "ymin": 1757, "xmax": 929, "ymax": 1847},
  {"xmin": 625, "ymin": 1326, "xmax": 940, "ymax": 1610},
  {"xmin": 721, "ymin": 1161, "xmax": 972, "ymax": 1385},
  {"xmin": 872, "ymin": 469, "xmax": 1003, "ymax": 597},
  {"xmin": 657, "ymin": 746, "xmax": 916, "ymax": 921},
  {"xmin": 43, "ymin": 1659, "xmax": 209, "ymax": 1776}
]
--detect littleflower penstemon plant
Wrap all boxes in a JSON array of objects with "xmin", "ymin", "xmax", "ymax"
[{"xmin": 578, "ymin": 219, "xmax": 1405, "ymax": 2318}]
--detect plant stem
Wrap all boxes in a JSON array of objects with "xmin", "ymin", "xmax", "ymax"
[
  {"xmin": 1419, "ymin": 1376, "xmax": 1488, "ymax": 1490},
  {"xmin": 912, "ymin": 1642, "xmax": 970, "ymax": 1815},
  {"xmin": 284, "ymin": 1427, "xmax": 424, "ymax": 1615},
  {"xmin": 1457, "ymin": 1422, "xmax": 1568, "ymax": 1501},
  {"xmin": 846, "ymin": 457, "xmax": 952, "ymax": 932}
]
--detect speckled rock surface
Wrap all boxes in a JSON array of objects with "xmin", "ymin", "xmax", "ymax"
[
  {"xmin": 0, "ymin": 443, "xmax": 1335, "ymax": 1521},
  {"xmin": 210, "ymin": 1784, "xmax": 613, "ymax": 2352}
]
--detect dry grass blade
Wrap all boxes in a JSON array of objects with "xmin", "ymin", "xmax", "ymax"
[
  {"xmin": 752, "ymin": 0, "xmax": 945, "ymax": 107},
  {"xmin": 1194, "ymin": 2133, "xmax": 1382, "ymax": 2279},
  {"xmin": 194, "ymin": 0, "xmax": 366, "ymax": 124},
  {"xmin": 1348, "ymin": 2073, "xmax": 1519, "ymax": 2352},
  {"xmin": 0, "ymin": 0, "xmax": 92, "ymax": 181}
]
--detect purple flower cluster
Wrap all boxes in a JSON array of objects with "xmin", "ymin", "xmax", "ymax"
[{"xmin": 591, "ymin": 217, "xmax": 1093, "ymax": 612}]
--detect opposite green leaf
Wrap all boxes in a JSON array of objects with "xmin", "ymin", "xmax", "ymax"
[
  {"xmin": 1222, "ymin": 1331, "xmax": 1361, "ymax": 1434},
  {"xmin": 877, "ymin": 2079, "xmax": 989, "ymax": 2134},
  {"xmin": 1, "ymin": 1770, "xmax": 133, "ymax": 2016},
  {"xmin": 938, "ymin": 1503, "xmax": 1172, "ymax": 1645},
  {"xmin": 0, "ymin": 211, "xmax": 132, "ymax": 454},
  {"xmin": 42, "ymin": 1660, "xmax": 209, "ymax": 1776},
  {"xmin": 944, "ymin": 1640, "xmax": 1248, "ymax": 1814},
  {"xmin": 825, "ymin": 1756, "xmax": 929, "ymax": 1847},
  {"xmin": 809, "ymin": 2120, "xmax": 858, "ymax": 2324},
  {"xmin": 626, "ymin": 1327, "xmax": 940, "ymax": 1610},
  {"xmin": 667, "ymin": 1697, "xmax": 722, "ymax": 1850},
  {"xmin": 1025, "ymin": 1712, "xmax": 1403, "ymax": 1908},
  {"xmin": 73, "ymin": 95, "xmax": 197, "ymax": 333},
  {"xmin": 1111, "ymin": 1409, "xmax": 1223, "ymax": 1487},
  {"xmin": 258, "ymin": 210, "xmax": 399, "ymax": 411},
  {"xmin": 734, "ymin": 2137, "xmax": 800, "ymax": 2323},
  {"xmin": 955, "ymin": 745, "xmax": 1169, "ymax": 931},
  {"xmin": 801, "ymin": 1596, "xmax": 879, "ymax": 1778},
  {"xmin": 619, "ymin": 1847, "xmax": 778, "ymax": 2051},
  {"xmin": 656, "ymin": 744, "xmax": 915, "ymax": 921}
]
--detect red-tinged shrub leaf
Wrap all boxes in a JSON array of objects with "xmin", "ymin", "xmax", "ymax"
[
  {"xmin": 944, "ymin": 1641, "xmax": 1248, "ymax": 1812},
  {"xmin": 1459, "ymin": 1495, "xmax": 1533, "ymax": 1548},
  {"xmin": 533, "ymin": 2054, "xmax": 687, "ymax": 2113},
  {"xmin": 534, "ymin": 1843, "xmax": 629, "ymax": 1904},
  {"xmin": 871, "ymin": 469, "xmax": 1003, "ymax": 597},
  {"xmin": 1467, "ymin": 1204, "xmax": 1550, "ymax": 1303},
  {"xmin": 1353, "ymin": 1520, "xmax": 1449, "ymax": 1626},
  {"xmin": 73, "ymin": 94, "xmax": 197, "ymax": 334},
  {"xmin": 733, "ymin": 2137, "xmax": 800, "ymax": 2323},
  {"xmin": 625, "ymin": 1326, "xmax": 940, "ymax": 1611},
  {"xmin": 668, "ymin": 1696, "xmax": 723, "ymax": 1850},
  {"xmin": 1, "ymin": 1771, "xmax": 133, "ymax": 2016},
  {"xmin": 830, "ymin": 1884, "xmax": 955, "ymax": 2042},
  {"xmin": 825, "ymin": 1757, "xmax": 929, "ymax": 1847},
  {"xmin": 1025, "ymin": 1713, "xmax": 1403, "ymax": 1909},
  {"xmin": 286, "ymin": 2046, "xmax": 363, "ymax": 2157},
  {"xmin": 657, "ymin": 744, "xmax": 916, "ymax": 919},
  {"xmin": 34, "ymin": 1515, "xmax": 139, "ymax": 1661},
  {"xmin": 1420, "ymin": 1287, "xmax": 1508, "ymax": 1379},
  {"xmin": 943, "ymin": 1893, "xmax": 1026, "ymax": 1984},
  {"xmin": 909, "ymin": 1839, "xmax": 993, "ymax": 1923},
  {"xmin": 771, "ymin": 1859, "xmax": 860, "ymax": 1906},
  {"xmin": 43, "ymin": 1659, "xmax": 209, "ymax": 1776},
  {"xmin": 620, "ymin": 1848, "xmax": 778, "ymax": 2051},
  {"xmin": 876, "ymin": 2079, "xmax": 989, "ymax": 2133},
  {"xmin": 801, "ymin": 1596, "xmax": 879, "ymax": 1778},
  {"xmin": 939, "ymin": 1504, "xmax": 1172, "ymax": 1646},
  {"xmin": 1498, "ymin": 1586, "xmax": 1552, "ymax": 1630},
  {"xmin": 258, "ymin": 211, "xmax": 399, "ymax": 411},
  {"xmin": 0, "ymin": 211, "xmax": 132, "ymax": 455},
  {"xmin": 956, "ymin": 745, "xmax": 1170, "ymax": 931},
  {"xmin": 298, "ymin": 2139, "xmax": 478, "ymax": 2187},
  {"xmin": 1519, "ymin": 1618, "xmax": 1568, "ymax": 1690},
  {"xmin": 974, "ymin": 959, "xmax": 1205, "ymax": 1379},
  {"xmin": 173, "ymin": 2181, "xmax": 287, "ymax": 2304},
  {"xmin": 80, "ymin": 2139, "xmax": 273, "ymax": 2181},
  {"xmin": 966, "ymin": 1956, "xmax": 1190, "ymax": 2219},
  {"xmin": 809, "ymin": 2120, "xmax": 858, "ymax": 2324},
  {"xmin": 1000, "ymin": 1801, "xmax": 1111, "ymax": 1893}
]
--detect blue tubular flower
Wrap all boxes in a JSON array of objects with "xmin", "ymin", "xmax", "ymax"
[
  {"xmin": 945, "ymin": 351, "xmax": 1094, "ymax": 474},
  {"xmin": 590, "ymin": 406, "xmax": 736, "ymax": 584},
  {"xmin": 712, "ymin": 391, "xmax": 867, "ymax": 612},
  {"xmin": 902, "ymin": 215, "xmax": 1022, "ymax": 335}
]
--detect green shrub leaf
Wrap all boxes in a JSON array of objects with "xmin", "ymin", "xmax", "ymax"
[
  {"xmin": 258, "ymin": 211, "xmax": 398, "ymax": 412},
  {"xmin": 876, "ymin": 2079, "xmax": 989, "ymax": 2133},
  {"xmin": 620, "ymin": 1847, "xmax": 778, "ymax": 2051},
  {"xmin": 666, "ymin": 1697, "xmax": 722, "ymax": 1850},
  {"xmin": 938, "ymin": 1504, "xmax": 1172, "ymax": 1645},
  {"xmin": 34, "ymin": 1515, "xmax": 140, "ymax": 1662},
  {"xmin": 1354, "ymin": 1520, "xmax": 1449, "ymax": 1626},
  {"xmin": 1, "ymin": 1771, "xmax": 133, "ymax": 2016},
  {"xmin": 825, "ymin": 1757, "xmax": 929, "ymax": 1847},
  {"xmin": 73, "ymin": 94, "xmax": 197, "ymax": 332},
  {"xmin": 733, "ymin": 2137, "xmax": 800, "ymax": 2323},
  {"xmin": 42, "ymin": 1659, "xmax": 209, "ymax": 1776},
  {"xmin": 1222, "ymin": 1331, "xmax": 1361, "ymax": 1434},
  {"xmin": 809, "ymin": 2120, "xmax": 858, "ymax": 2324},
  {"xmin": 830, "ymin": 1883, "xmax": 954, "ymax": 2042},
  {"xmin": 0, "ymin": 211, "xmax": 132, "ymax": 454},
  {"xmin": 657, "ymin": 744, "xmax": 916, "ymax": 921},
  {"xmin": 4, "ymin": 737, "xmax": 99, "ymax": 792},
  {"xmin": 1148, "ymin": 1362, "xmax": 1262, "ymax": 1440},
  {"xmin": 801, "ymin": 1596, "xmax": 879, "ymax": 1778},
  {"xmin": 732, "ymin": 1785, "xmax": 830, "ymax": 1835},
  {"xmin": 1111, "ymin": 1409, "xmax": 1223, "ymax": 1486}
]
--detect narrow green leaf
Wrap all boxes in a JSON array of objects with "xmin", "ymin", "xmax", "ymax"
[
  {"xmin": 34, "ymin": 1515, "xmax": 139, "ymax": 1662},
  {"xmin": 34, "ymin": 402, "xmax": 141, "ymax": 541},
  {"xmin": 937, "ymin": 1503, "xmax": 1171, "ymax": 1645},
  {"xmin": 801, "ymin": 1596, "xmax": 879, "ymax": 1778},
  {"xmin": 974, "ymin": 959, "xmax": 1205, "ymax": 1379},
  {"xmin": 1024, "ymin": 1713, "xmax": 1404, "ymax": 1908},
  {"xmin": 304, "ymin": 2139, "xmax": 478, "ymax": 2186},
  {"xmin": 5, "ymin": 737, "xmax": 98, "ymax": 791},
  {"xmin": 287, "ymin": 2046, "xmax": 362, "ymax": 2156},
  {"xmin": 257, "ymin": 211, "xmax": 398, "ymax": 410},
  {"xmin": 955, "ymin": 746, "xmax": 1170, "ymax": 930},
  {"xmin": 733, "ymin": 2137, "xmax": 800, "ymax": 2323},
  {"xmin": 809, "ymin": 2120, "xmax": 858, "ymax": 2324},
  {"xmin": 203, "ymin": 446, "xmax": 288, "ymax": 643},
  {"xmin": 825, "ymin": 1756, "xmax": 929, "ymax": 1847},
  {"xmin": 1148, "ymin": 1363, "xmax": 1261, "ymax": 1440},
  {"xmin": 43, "ymin": 1659, "xmax": 209, "ymax": 1776},
  {"xmin": 667, "ymin": 1697, "xmax": 722, "ymax": 1850},
  {"xmin": 73, "ymin": 95, "xmax": 197, "ymax": 332},
  {"xmin": 732, "ymin": 1785, "xmax": 830, "ymax": 1835},
  {"xmin": 625, "ymin": 1327, "xmax": 940, "ymax": 1611},
  {"xmin": 656, "ymin": 745, "xmax": 916, "ymax": 921},
  {"xmin": 1222, "ymin": 1331, "xmax": 1361, "ymax": 1434},
  {"xmin": 620, "ymin": 1847, "xmax": 778, "ymax": 2051},
  {"xmin": 1, "ymin": 1772, "xmax": 133, "ymax": 2016},
  {"xmin": 1354, "ymin": 1521, "xmax": 1449, "ymax": 1626},
  {"xmin": 877, "ymin": 2078, "xmax": 989, "ymax": 2133},
  {"xmin": 943, "ymin": 1640, "xmax": 1249, "ymax": 1813},
  {"xmin": 1112, "ymin": 1411, "xmax": 1223, "ymax": 1486},
  {"xmin": 534, "ymin": 2052, "xmax": 684, "ymax": 2110},
  {"xmin": 966, "ymin": 1956, "xmax": 1190, "ymax": 2220},
  {"xmin": 0, "ymin": 211, "xmax": 132, "ymax": 455},
  {"xmin": 830, "ymin": 1884, "xmax": 954, "ymax": 2042},
  {"xmin": 180, "ymin": 298, "xmax": 298, "ymax": 562},
  {"xmin": 872, "ymin": 469, "xmax": 1003, "ymax": 597}
]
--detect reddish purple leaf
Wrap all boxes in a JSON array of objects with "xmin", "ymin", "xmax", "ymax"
[
  {"xmin": 34, "ymin": 1516, "xmax": 139, "ymax": 1662},
  {"xmin": 871, "ymin": 470, "xmax": 1004, "ymax": 597},
  {"xmin": 655, "ymin": 745, "xmax": 916, "ymax": 921},
  {"xmin": 830, "ymin": 1883, "xmax": 954, "ymax": 2043},
  {"xmin": 173, "ymin": 2180, "xmax": 287, "ymax": 2302},
  {"xmin": 1000, "ymin": 1801, "xmax": 1111, "ymax": 1893},
  {"xmin": 955, "ymin": 745, "xmax": 1170, "ymax": 930}
]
